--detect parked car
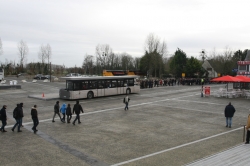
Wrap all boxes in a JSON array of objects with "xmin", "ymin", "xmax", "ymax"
[
  {"xmin": 33, "ymin": 74, "xmax": 47, "ymax": 80},
  {"xmin": 66, "ymin": 73, "xmax": 81, "ymax": 77},
  {"xmin": 44, "ymin": 75, "xmax": 56, "ymax": 79},
  {"xmin": 17, "ymin": 73, "xmax": 27, "ymax": 77}
]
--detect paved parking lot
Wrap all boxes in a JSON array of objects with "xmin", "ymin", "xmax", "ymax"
[{"xmin": 0, "ymin": 77, "xmax": 249, "ymax": 166}]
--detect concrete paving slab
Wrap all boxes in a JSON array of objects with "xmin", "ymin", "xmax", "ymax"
[
  {"xmin": 1, "ymin": 79, "xmax": 249, "ymax": 166},
  {"xmin": 28, "ymin": 93, "xmax": 59, "ymax": 101}
]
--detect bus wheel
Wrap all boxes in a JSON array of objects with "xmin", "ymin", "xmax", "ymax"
[
  {"xmin": 126, "ymin": 89, "xmax": 130, "ymax": 94},
  {"xmin": 87, "ymin": 92, "xmax": 94, "ymax": 99}
]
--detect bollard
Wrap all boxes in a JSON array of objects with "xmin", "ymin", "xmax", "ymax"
[{"xmin": 243, "ymin": 125, "xmax": 246, "ymax": 142}]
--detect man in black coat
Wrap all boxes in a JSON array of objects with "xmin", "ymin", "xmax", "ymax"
[
  {"xmin": 31, "ymin": 105, "xmax": 39, "ymax": 133},
  {"xmin": 52, "ymin": 101, "xmax": 64, "ymax": 123},
  {"xmin": 0, "ymin": 105, "xmax": 7, "ymax": 132},
  {"xmin": 72, "ymin": 100, "xmax": 83, "ymax": 125},
  {"xmin": 224, "ymin": 102, "xmax": 236, "ymax": 128},
  {"xmin": 12, "ymin": 104, "xmax": 22, "ymax": 132}
]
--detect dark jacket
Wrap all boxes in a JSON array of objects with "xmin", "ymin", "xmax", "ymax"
[
  {"xmin": 0, "ymin": 106, "xmax": 7, "ymax": 120},
  {"xmin": 73, "ymin": 103, "xmax": 83, "ymax": 114},
  {"xmin": 224, "ymin": 104, "xmax": 236, "ymax": 117},
  {"xmin": 20, "ymin": 107, "xmax": 24, "ymax": 118},
  {"xmin": 31, "ymin": 107, "xmax": 38, "ymax": 118},
  {"xmin": 66, "ymin": 106, "xmax": 72, "ymax": 115},
  {"xmin": 54, "ymin": 103, "xmax": 60, "ymax": 113},
  {"xmin": 13, "ymin": 105, "xmax": 22, "ymax": 119}
]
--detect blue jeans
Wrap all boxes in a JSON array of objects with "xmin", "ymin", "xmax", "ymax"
[
  {"xmin": 12, "ymin": 118, "xmax": 21, "ymax": 131},
  {"xmin": 226, "ymin": 117, "xmax": 232, "ymax": 127},
  {"xmin": 1, "ymin": 120, "xmax": 7, "ymax": 131},
  {"xmin": 124, "ymin": 102, "xmax": 129, "ymax": 110}
]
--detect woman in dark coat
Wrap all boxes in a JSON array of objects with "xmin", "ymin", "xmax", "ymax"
[
  {"xmin": 66, "ymin": 104, "xmax": 72, "ymax": 123},
  {"xmin": 0, "ymin": 105, "xmax": 7, "ymax": 132}
]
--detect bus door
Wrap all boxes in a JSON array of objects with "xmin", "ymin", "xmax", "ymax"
[
  {"xmin": 73, "ymin": 81, "xmax": 82, "ymax": 99},
  {"xmin": 104, "ymin": 80, "xmax": 117, "ymax": 96},
  {"xmin": 88, "ymin": 80, "xmax": 97, "ymax": 97},
  {"xmin": 97, "ymin": 80, "xmax": 105, "ymax": 97},
  {"xmin": 117, "ymin": 79, "xmax": 123, "ymax": 94},
  {"xmin": 111, "ymin": 80, "xmax": 118, "ymax": 95}
]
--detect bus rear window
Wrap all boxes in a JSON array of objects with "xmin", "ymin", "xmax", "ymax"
[{"xmin": 66, "ymin": 81, "xmax": 73, "ymax": 90}]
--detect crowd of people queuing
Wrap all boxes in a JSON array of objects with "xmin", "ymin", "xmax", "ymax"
[
  {"xmin": 139, "ymin": 78, "xmax": 210, "ymax": 88},
  {"xmin": 0, "ymin": 100, "xmax": 84, "ymax": 133}
]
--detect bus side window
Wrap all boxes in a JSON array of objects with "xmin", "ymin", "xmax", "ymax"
[
  {"xmin": 124, "ymin": 80, "xmax": 128, "ymax": 87},
  {"xmin": 111, "ymin": 80, "xmax": 117, "ymax": 88},
  {"xmin": 74, "ymin": 82, "xmax": 81, "ymax": 91},
  {"xmin": 128, "ymin": 78, "xmax": 134, "ymax": 86},
  {"xmin": 117, "ymin": 80, "xmax": 121, "ymax": 87},
  {"xmin": 98, "ymin": 80, "xmax": 104, "ymax": 89},
  {"xmin": 92, "ymin": 81, "xmax": 97, "ymax": 89},
  {"xmin": 106, "ymin": 80, "xmax": 111, "ymax": 88},
  {"xmin": 82, "ymin": 81, "xmax": 88, "ymax": 90}
]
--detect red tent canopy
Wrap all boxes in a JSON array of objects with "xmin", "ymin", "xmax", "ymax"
[
  {"xmin": 235, "ymin": 75, "xmax": 250, "ymax": 82},
  {"xmin": 211, "ymin": 75, "xmax": 242, "ymax": 82}
]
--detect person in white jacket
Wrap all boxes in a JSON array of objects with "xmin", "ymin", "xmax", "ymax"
[{"xmin": 123, "ymin": 95, "xmax": 130, "ymax": 111}]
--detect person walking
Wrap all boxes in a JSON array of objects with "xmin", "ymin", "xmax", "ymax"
[
  {"xmin": 66, "ymin": 104, "xmax": 72, "ymax": 123},
  {"xmin": 31, "ymin": 105, "xmax": 39, "ymax": 133},
  {"xmin": 224, "ymin": 102, "xmax": 236, "ymax": 128},
  {"xmin": 123, "ymin": 95, "xmax": 130, "ymax": 111},
  {"xmin": 60, "ymin": 103, "xmax": 67, "ymax": 122},
  {"xmin": 72, "ymin": 100, "xmax": 83, "ymax": 125},
  {"xmin": 12, "ymin": 104, "xmax": 22, "ymax": 132},
  {"xmin": 0, "ymin": 105, "xmax": 7, "ymax": 132},
  {"xmin": 19, "ymin": 103, "xmax": 24, "ymax": 127},
  {"xmin": 52, "ymin": 101, "xmax": 64, "ymax": 123},
  {"xmin": 245, "ymin": 109, "xmax": 250, "ymax": 144}
]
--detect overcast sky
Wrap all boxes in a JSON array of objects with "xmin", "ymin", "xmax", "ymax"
[{"xmin": 0, "ymin": 0, "xmax": 249, "ymax": 67}]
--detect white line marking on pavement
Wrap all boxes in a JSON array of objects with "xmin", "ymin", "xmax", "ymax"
[
  {"xmin": 4, "ymin": 93, "xmax": 204, "ymax": 128},
  {"xmin": 111, "ymin": 127, "xmax": 242, "ymax": 166},
  {"xmin": 150, "ymin": 103, "xmax": 223, "ymax": 115}
]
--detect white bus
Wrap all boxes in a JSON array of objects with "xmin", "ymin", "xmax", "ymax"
[
  {"xmin": 0, "ymin": 68, "xmax": 4, "ymax": 80},
  {"xmin": 59, "ymin": 76, "xmax": 140, "ymax": 100}
]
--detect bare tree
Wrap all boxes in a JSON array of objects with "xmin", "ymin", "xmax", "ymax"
[
  {"xmin": 17, "ymin": 40, "xmax": 29, "ymax": 68},
  {"xmin": 223, "ymin": 46, "xmax": 233, "ymax": 61},
  {"xmin": 82, "ymin": 54, "xmax": 94, "ymax": 75},
  {"xmin": 144, "ymin": 33, "xmax": 160, "ymax": 53},
  {"xmin": 44, "ymin": 44, "xmax": 52, "ymax": 65},
  {"xmin": 38, "ymin": 44, "xmax": 47, "ymax": 64},
  {"xmin": 95, "ymin": 44, "xmax": 113, "ymax": 70},
  {"xmin": 200, "ymin": 49, "xmax": 207, "ymax": 63},
  {"xmin": 0, "ymin": 38, "xmax": 3, "ymax": 55}
]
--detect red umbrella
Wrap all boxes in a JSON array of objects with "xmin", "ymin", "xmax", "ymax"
[
  {"xmin": 235, "ymin": 75, "xmax": 250, "ymax": 82},
  {"xmin": 211, "ymin": 75, "xmax": 242, "ymax": 82}
]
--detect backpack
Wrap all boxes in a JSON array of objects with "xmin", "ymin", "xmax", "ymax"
[{"xmin": 13, "ymin": 107, "xmax": 18, "ymax": 119}]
